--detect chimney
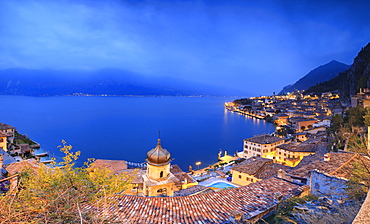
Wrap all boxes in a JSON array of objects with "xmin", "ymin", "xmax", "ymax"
[
  {"xmin": 277, "ymin": 169, "xmax": 286, "ymax": 179},
  {"xmin": 324, "ymin": 153, "xmax": 330, "ymax": 162}
]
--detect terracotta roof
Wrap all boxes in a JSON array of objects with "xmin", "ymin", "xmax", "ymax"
[
  {"xmin": 170, "ymin": 164, "xmax": 184, "ymax": 174},
  {"xmin": 288, "ymin": 152, "xmax": 366, "ymax": 179},
  {"xmin": 231, "ymin": 157, "xmax": 290, "ymax": 180},
  {"xmin": 231, "ymin": 159, "xmax": 271, "ymax": 175},
  {"xmin": 233, "ymin": 156, "xmax": 271, "ymax": 167},
  {"xmin": 170, "ymin": 164, "xmax": 196, "ymax": 184},
  {"xmin": 329, "ymin": 154, "xmax": 370, "ymax": 179},
  {"xmin": 5, "ymin": 159, "xmax": 41, "ymax": 175},
  {"xmin": 255, "ymin": 163, "xmax": 291, "ymax": 180},
  {"xmin": 0, "ymin": 123, "xmax": 14, "ymax": 130},
  {"xmin": 277, "ymin": 144, "xmax": 317, "ymax": 153},
  {"xmin": 90, "ymin": 159, "xmax": 128, "ymax": 173},
  {"xmin": 173, "ymin": 172, "xmax": 197, "ymax": 184},
  {"xmin": 105, "ymin": 177, "xmax": 307, "ymax": 223},
  {"xmin": 244, "ymin": 135, "xmax": 284, "ymax": 144},
  {"xmin": 123, "ymin": 169, "xmax": 145, "ymax": 184},
  {"xmin": 174, "ymin": 185, "xmax": 214, "ymax": 197}
]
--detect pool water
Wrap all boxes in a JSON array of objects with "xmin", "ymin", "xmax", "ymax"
[{"xmin": 208, "ymin": 182, "xmax": 237, "ymax": 189}]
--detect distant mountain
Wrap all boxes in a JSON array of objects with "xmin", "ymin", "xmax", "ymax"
[
  {"xmin": 0, "ymin": 68, "xmax": 239, "ymax": 96},
  {"xmin": 305, "ymin": 43, "xmax": 370, "ymax": 97},
  {"xmin": 279, "ymin": 60, "xmax": 350, "ymax": 94}
]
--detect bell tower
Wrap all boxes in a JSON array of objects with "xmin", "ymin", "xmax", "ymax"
[
  {"xmin": 146, "ymin": 139, "xmax": 172, "ymax": 181},
  {"xmin": 143, "ymin": 139, "xmax": 177, "ymax": 196}
]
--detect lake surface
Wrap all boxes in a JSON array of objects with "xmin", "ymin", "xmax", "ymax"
[{"xmin": 0, "ymin": 96, "xmax": 275, "ymax": 170}]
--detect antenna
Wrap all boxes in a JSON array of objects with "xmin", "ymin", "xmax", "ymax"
[{"xmin": 158, "ymin": 130, "xmax": 161, "ymax": 139}]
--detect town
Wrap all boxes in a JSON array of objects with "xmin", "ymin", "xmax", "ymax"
[{"xmin": 1, "ymin": 90, "xmax": 369, "ymax": 223}]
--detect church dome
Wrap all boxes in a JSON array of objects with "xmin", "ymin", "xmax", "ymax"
[{"xmin": 146, "ymin": 139, "xmax": 172, "ymax": 165}]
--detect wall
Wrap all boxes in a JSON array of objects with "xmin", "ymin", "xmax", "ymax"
[
  {"xmin": 352, "ymin": 190, "xmax": 370, "ymax": 224},
  {"xmin": 310, "ymin": 169, "xmax": 348, "ymax": 202},
  {"xmin": 231, "ymin": 170, "xmax": 259, "ymax": 186}
]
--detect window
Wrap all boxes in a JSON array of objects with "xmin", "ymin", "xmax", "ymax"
[
  {"xmin": 238, "ymin": 175, "xmax": 241, "ymax": 179},
  {"xmin": 160, "ymin": 171, "xmax": 164, "ymax": 178}
]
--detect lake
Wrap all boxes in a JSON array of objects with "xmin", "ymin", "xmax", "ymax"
[{"xmin": 0, "ymin": 96, "xmax": 275, "ymax": 170}]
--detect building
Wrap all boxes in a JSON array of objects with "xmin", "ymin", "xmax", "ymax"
[
  {"xmin": 241, "ymin": 135, "xmax": 285, "ymax": 159},
  {"xmin": 230, "ymin": 156, "xmax": 290, "ymax": 186},
  {"xmin": 280, "ymin": 152, "xmax": 368, "ymax": 186},
  {"xmin": 274, "ymin": 113, "xmax": 289, "ymax": 126},
  {"xmin": 0, "ymin": 123, "xmax": 15, "ymax": 144},
  {"xmin": 0, "ymin": 131, "xmax": 10, "ymax": 151},
  {"xmin": 142, "ymin": 139, "xmax": 179, "ymax": 196},
  {"xmin": 275, "ymin": 143, "xmax": 316, "ymax": 167},
  {"xmin": 289, "ymin": 118, "xmax": 317, "ymax": 132}
]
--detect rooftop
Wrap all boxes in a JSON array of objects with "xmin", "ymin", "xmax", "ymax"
[
  {"xmin": 231, "ymin": 157, "xmax": 290, "ymax": 180},
  {"xmin": 174, "ymin": 185, "xmax": 214, "ymax": 197},
  {"xmin": 289, "ymin": 152, "xmax": 370, "ymax": 179},
  {"xmin": 244, "ymin": 135, "xmax": 284, "ymax": 144},
  {"xmin": 90, "ymin": 159, "xmax": 128, "ymax": 173},
  {"xmin": 106, "ymin": 177, "xmax": 307, "ymax": 223},
  {"xmin": 277, "ymin": 144, "xmax": 317, "ymax": 153},
  {"xmin": 0, "ymin": 123, "xmax": 14, "ymax": 130},
  {"xmin": 5, "ymin": 159, "xmax": 41, "ymax": 176}
]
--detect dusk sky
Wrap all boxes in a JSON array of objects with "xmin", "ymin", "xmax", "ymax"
[{"xmin": 1, "ymin": 0, "xmax": 370, "ymax": 96}]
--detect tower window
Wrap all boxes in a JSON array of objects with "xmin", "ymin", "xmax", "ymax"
[{"xmin": 160, "ymin": 171, "xmax": 164, "ymax": 178}]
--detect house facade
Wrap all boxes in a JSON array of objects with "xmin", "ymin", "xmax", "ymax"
[
  {"xmin": 275, "ymin": 143, "xmax": 316, "ymax": 167},
  {"xmin": 241, "ymin": 135, "xmax": 285, "ymax": 159}
]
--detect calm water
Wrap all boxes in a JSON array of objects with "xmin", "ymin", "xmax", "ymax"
[{"xmin": 0, "ymin": 96, "xmax": 275, "ymax": 170}]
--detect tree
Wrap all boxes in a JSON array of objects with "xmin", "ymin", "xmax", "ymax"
[
  {"xmin": 0, "ymin": 141, "xmax": 134, "ymax": 223},
  {"xmin": 346, "ymin": 106, "xmax": 366, "ymax": 127}
]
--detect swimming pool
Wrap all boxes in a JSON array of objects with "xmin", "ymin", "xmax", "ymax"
[{"xmin": 208, "ymin": 182, "xmax": 237, "ymax": 189}]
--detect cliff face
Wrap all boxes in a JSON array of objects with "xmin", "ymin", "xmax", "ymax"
[
  {"xmin": 347, "ymin": 43, "xmax": 370, "ymax": 95},
  {"xmin": 305, "ymin": 43, "xmax": 370, "ymax": 97}
]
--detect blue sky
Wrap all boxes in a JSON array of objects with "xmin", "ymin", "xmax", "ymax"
[{"xmin": 1, "ymin": 0, "xmax": 370, "ymax": 96}]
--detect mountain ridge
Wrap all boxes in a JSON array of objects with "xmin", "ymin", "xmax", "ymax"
[
  {"xmin": 279, "ymin": 60, "xmax": 350, "ymax": 94},
  {"xmin": 304, "ymin": 43, "xmax": 370, "ymax": 97}
]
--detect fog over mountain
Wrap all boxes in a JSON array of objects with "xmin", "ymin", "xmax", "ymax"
[{"xmin": 0, "ymin": 68, "xmax": 247, "ymax": 96}]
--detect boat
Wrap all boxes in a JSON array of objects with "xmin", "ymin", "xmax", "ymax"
[
  {"xmin": 35, "ymin": 151, "xmax": 49, "ymax": 157},
  {"xmin": 40, "ymin": 159, "xmax": 53, "ymax": 164}
]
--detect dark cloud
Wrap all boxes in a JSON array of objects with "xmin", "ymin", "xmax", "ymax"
[{"xmin": 1, "ymin": 0, "xmax": 370, "ymax": 96}]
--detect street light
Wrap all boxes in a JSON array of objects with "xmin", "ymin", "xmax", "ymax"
[{"xmin": 195, "ymin": 161, "xmax": 201, "ymax": 170}]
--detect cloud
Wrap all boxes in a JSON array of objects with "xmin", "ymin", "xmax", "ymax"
[{"xmin": 1, "ymin": 0, "xmax": 370, "ymax": 95}]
